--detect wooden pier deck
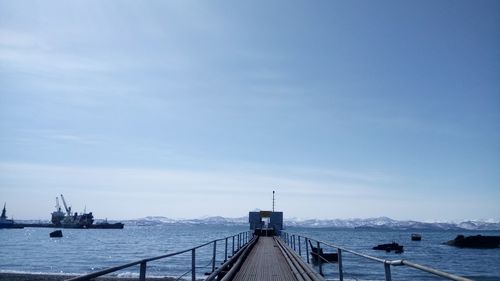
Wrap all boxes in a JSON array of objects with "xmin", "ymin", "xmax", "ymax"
[
  {"xmin": 229, "ymin": 236, "xmax": 324, "ymax": 281},
  {"xmin": 231, "ymin": 237, "xmax": 296, "ymax": 281}
]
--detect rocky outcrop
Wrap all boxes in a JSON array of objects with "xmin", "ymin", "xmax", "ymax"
[{"xmin": 446, "ymin": 235, "xmax": 500, "ymax": 248}]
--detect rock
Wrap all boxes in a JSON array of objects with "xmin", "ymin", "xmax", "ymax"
[
  {"xmin": 49, "ymin": 230, "xmax": 63, "ymax": 238},
  {"xmin": 446, "ymin": 235, "xmax": 500, "ymax": 248}
]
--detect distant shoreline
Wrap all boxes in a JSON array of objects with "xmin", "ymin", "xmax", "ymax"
[{"xmin": 0, "ymin": 273, "xmax": 202, "ymax": 281}]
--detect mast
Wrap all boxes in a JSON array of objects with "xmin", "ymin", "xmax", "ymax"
[
  {"xmin": 1, "ymin": 203, "xmax": 6, "ymax": 219},
  {"xmin": 272, "ymin": 191, "xmax": 275, "ymax": 212},
  {"xmin": 55, "ymin": 197, "xmax": 61, "ymax": 211}
]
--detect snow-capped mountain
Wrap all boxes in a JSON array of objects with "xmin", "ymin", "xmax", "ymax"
[{"xmin": 126, "ymin": 216, "xmax": 500, "ymax": 230}]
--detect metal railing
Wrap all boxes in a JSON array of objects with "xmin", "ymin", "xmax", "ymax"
[
  {"xmin": 281, "ymin": 231, "xmax": 474, "ymax": 281},
  {"xmin": 65, "ymin": 230, "xmax": 252, "ymax": 281}
]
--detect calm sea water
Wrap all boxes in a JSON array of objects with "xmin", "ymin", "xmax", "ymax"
[{"xmin": 0, "ymin": 225, "xmax": 499, "ymax": 281}]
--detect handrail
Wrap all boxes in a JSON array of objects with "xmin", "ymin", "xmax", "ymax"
[
  {"xmin": 281, "ymin": 231, "xmax": 474, "ymax": 281},
  {"xmin": 65, "ymin": 230, "xmax": 252, "ymax": 281}
]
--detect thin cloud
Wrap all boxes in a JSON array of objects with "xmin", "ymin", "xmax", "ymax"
[{"xmin": 0, "ymin": 29, "xmax": 111, "ymax": 74}]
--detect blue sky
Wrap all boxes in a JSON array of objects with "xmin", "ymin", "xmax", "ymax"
[{"xmin": 1, "ymin": 1, "xmax": 499, "ymax": 221}]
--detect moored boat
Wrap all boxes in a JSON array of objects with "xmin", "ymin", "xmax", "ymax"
[
  {"xmin": 373, "ymin": 242, "xmax": 404, "ymax": 253},
  {"xmin": 0, "ymin": 203, "xmax": 24, "ymax": 229},
  {"xmin": 411, "ymin": 233, "xmax": 422, "ymax": 241},
  {"xmin": 309, "ymin": 240, "xmax": 339, "ymax": 263}
]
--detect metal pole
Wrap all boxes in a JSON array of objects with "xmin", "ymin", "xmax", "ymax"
[
  {"xmin": 225, "ymin": 237, "xmax": 228, "ymax": 262},
  {"xmin": 232, "ymin": 235, "xmax": 235, "ymax": 254},
  {"xmin": 191, "ymin": 248, "xmax": 196, "ymax": 281},
  {"xmin": 305, "ymin": 238, "xmax": 310, "ymax": 264},
  {"xmin": 212, "ymin": 240, "xmax": 217, "ymax": 272},
  {"xmin": 298, "ymin": 236, "xmax": 302, "ymax": 256},
  {"xmin": 338, "ymin": 248, "xmax": 344, "ymax": 281},
  {"xmin": 293, "ymin": 235, "xmax": 296, "ymax": 251},
  {"xmin": 139, "ymin": 261, "xmax": 146, "ymax": 281},
  {"xmin": 384, "ymin": 262, "xmax": 392, "ymax": 281},
  {"xmin": 317, "ymin": 241, "xmax": 323, "ymax": 276}
]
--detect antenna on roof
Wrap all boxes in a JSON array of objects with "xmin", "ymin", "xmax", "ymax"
[{"xmin": 272, "ymin": 190, "xmax": 275, "ymax": 212}]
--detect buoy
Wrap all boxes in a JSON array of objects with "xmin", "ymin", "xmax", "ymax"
[{"xmin": 50, "ymin": 230, "xmax": 63, "ymax": 238}]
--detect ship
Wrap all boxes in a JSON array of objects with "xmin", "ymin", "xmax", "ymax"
[
  {"xmin": 0, "ymin": 203, "xmax": 24, "ymax": 229},
  {"xmin": 50, "ymin": 195, "xmax": 123, "ymax": 229}
]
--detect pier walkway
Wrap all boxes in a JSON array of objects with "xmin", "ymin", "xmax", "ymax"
[
  {"xmin": 228, "ymin": 236, "xmax": 325, "ymax": 281},
  {"xmin": 231, "ymin": 237, "xmax": 296, "ymax": 281}
]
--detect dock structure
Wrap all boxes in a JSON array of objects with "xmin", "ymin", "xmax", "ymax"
[
  {"xmin": 229, "ymin": 236, "xmax": 324, "ymax": 281},
  {"xmin": 222, "ymin": 210, "xmax": 323, "ymax": 281}
]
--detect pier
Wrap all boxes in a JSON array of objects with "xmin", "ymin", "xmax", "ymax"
[{"xmin": 65, "ymin": 209, "xmax": 474, "ymax": 281}]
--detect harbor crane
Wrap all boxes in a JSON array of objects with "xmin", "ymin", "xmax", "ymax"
[{"xmin": 60, "ymin": 194, "xmax": 72, "ymax": 216}]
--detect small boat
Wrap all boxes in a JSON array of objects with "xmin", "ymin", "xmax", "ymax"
[
  {"xmin": 411, "ymin": 234, "xmax": 422, "ymax": 241},
  {"xmin": 373, "ymin": 242, "xmax": 404, "ymax": 253},
  {"xmin": 309, "ymin": 240, "xmax": 338, "ymax": 263},
  {"xmin": 0, "ymin": 203, "xmax": 24, "ymax": 229}
]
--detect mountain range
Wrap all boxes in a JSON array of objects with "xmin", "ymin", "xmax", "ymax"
[{"xmin": 124, "ymin": 216, "xmax": 500, "ymax": 230}]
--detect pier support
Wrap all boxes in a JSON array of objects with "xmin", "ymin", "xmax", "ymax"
[
  {"xmin": 139, "ymin": 261, "xmax": 146, "ymax": 281},
  {"xmin": 191, "ymin": 249, "xmax": 196, "ymax": 281}
]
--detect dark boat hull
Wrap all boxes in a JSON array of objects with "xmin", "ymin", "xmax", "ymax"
[
  {"xmin": 373, "ymin": 242, "xmax": 404, "ymax": 253},
  {"xmin": 16, "ymin": 223, "xmax": 124, "ymax": 229},
  {"xmin": 0, "ymin": 224, "xmax": 24, "ymax": 229},
  {"xmin": 309, "ymin": 243, "xmax": 339, "ymax": 263},
  {"xmin": 89, "ymin": 223, "xmax": 124, "ymax": 229},
  {"xmin": 311, "ymin": 251, "xmax": 338, "ymax": 263}
]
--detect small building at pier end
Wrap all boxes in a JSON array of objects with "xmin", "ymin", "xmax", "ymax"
[{"xmin": 249, "ymin": 210, "xmax": 283, "ymax": 236}]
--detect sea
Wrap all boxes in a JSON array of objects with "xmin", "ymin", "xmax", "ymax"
[{"xmin": 1, "ymin": 225, "xmax": 499, "ymax": 281}]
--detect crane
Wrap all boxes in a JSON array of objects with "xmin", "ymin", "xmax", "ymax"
[{"xmin": 60, "ymin": 194, "xmax": 71, "ymax": 216}]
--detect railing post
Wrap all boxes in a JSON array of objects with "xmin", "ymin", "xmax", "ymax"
[
  {"xmin": 384, "ymin": 262, "xmax": 392, "ymax": 281},
  {"xmin": 298, "ymin": 236, "xmax": 302, "ymax": 256},
  {"xmin": 191, "ymin": 248, "xmax": 196, "ymax": 281},
  {"xmin": 225, "ymin": 237, "xmax": 228, "ymax": 261},
  {"xmin": 232, "ymin": 235, "xmax": 235, "ymax": 254},
  {"xmin": 338, "ymin": 248, "xmax": 344, "ymax": 281},
  {"xmin": 293, "ymin": 235, "xmax": 296, "ymax": 251},
  {"xmin": 317, "ymin": 241, "xmax": 323, "ymax": 276},
  {"xmin": 305, "ymin": 238, "xmax": 310, "ymax": 264},
  {"xmin": 212, "ymin": 240, "xmax": 217, "ymax": 272},
  {"xmin": 139, "ymin": 261, "xmax": 146, "ymax": 281}
]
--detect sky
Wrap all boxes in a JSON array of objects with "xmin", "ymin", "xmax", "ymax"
[{"xmin": 0, "ymin": 0, "xmax": 499, "ymax": 221}]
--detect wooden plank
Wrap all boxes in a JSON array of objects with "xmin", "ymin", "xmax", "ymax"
[{"xmin": 232, "ymin": 237, "xmax": 298, "ymax": 281}]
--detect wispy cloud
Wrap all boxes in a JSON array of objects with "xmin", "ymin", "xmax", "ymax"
[{"xmin": 0, "ymin": 29, "xmax": 111, "ymax": 74}]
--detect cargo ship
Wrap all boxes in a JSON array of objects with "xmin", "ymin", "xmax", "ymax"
[{"xmin": 50, "ymin": 194, "xmax": 124, "ymax": 229}]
